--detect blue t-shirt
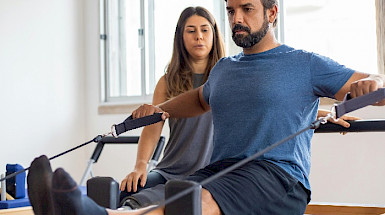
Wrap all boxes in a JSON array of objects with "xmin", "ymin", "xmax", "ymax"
[{"xmin": 202, "ymin": 44, "xmax": 354, "ymax": 190}]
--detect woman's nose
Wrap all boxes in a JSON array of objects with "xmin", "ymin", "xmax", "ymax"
[{"xmin": 196, "ymin": 32, "xmax": 203, "ymax": 40}]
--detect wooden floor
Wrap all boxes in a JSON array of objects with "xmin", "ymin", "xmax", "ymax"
[
  {"xmin": 1, "ymin": 203, "xmax": 385, "ymax": 215},
  {"xmin": 0, "ymin": 206, "xmax": 33, "ymax": 215},
  {"xmin": 305, "ymin": 202, "xmax": 385, "ymax": 215}
]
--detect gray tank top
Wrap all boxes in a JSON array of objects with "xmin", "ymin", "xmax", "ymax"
[{"xmin": 152, "ymin": 73, "xmax": 213, "ymax": 180}]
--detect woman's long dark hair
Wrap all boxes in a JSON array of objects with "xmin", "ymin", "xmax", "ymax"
[{"xmin": 164, "ymin": 6, "xmax": 225, "ymax": 99}]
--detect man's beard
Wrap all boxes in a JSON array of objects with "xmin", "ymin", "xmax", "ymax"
[{"xmin": 232, "ymin": 17, "xmax": 269, "ymax": 48}]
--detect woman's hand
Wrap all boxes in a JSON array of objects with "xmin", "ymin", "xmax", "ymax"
[
  {"xmin": 327, "ymin": 114, "xmax": 361, "ymax": 129},
  {"xmin": 317, "ymin": 109, "xmax": 361, "ymax": 135},
  {"xmin": 120, "ymin": 161, "xmax": 148, "ymax": 192}
]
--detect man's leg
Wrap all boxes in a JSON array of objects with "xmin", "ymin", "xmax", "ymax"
[
  {"xmin": 27, "ymin": 155, "xmax": 54, "ymax": 215},
  {"xmin": 201, "ymin": 188, "xmax": 221, "ymax": 215},
  {"xmin": 195, "ymin": 159, "xmax": 309, "ymax": 214},
  {"xmin": 108, "ymin": 188, "xmax": 220, "ymax": 215},
  {"xmin": 121, "ymin": 184, "xmax": 167, "ymax": 209},
  {"xmin": 51, "ymin": 167, "xmax": 165, "ymax": 215},
  {"xmin": 107, "ymin": 206, "xmax": 163, "ymax": 215},
  {"xmin": 51, "ymin": 167, "xmax": 108, "ymax": 215},
  {"xmin": 28, "ymin": 156, "xmax": 220, "ymax": 215}
]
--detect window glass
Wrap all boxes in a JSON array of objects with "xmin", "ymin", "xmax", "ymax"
[
  {"xmin": 283, "ymin": 0, "xmax": 378, "ymax": 73},
  {"xmin": 123, "ymin": 0, "xmax": 142, "ymax": 96},
  {"xmin": 104, "ymin": 0, "xmax": 224, "ymax": 102},
  {"xmin": 106, "ymin": 0, "xmax": 142, "ymax": 99},
  {"xmin": 102, "ymin": 0, "xmax": 379, "ymax": 104}
]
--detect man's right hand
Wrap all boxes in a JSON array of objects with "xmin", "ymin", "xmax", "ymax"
[{"xmin": 132, "ymin": 104, "xmax": 169, "ymax": 120}]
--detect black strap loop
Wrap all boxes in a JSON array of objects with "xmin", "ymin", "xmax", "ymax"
[
  {"xmin": 315, "ymin": 119, "xmax": 385, "ymax": 133},
  {"xmin": 113, "ymin": 113, "xmax": 163, "ymax": 136},
  {"xmin": 335, "ymin": 88, "xmax": 385, "ymax": 118}
]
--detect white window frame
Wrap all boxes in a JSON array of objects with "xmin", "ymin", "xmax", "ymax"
[
  {"xmin": 100, "ymin": 0, "xmax": 380, "ymax": 107},
  {"xmin": 100, "ymin": 0, "xmax": 228, "ymax": 105}
]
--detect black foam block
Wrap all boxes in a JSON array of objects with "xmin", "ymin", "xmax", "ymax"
[{"xmin": 87, "ymin": 176, "xmax": 119, "ymax": 209}]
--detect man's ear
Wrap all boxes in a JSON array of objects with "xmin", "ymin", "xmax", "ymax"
[{"xmin": 267, "ymin": 5, "xmax": 278, "ymax": 24}]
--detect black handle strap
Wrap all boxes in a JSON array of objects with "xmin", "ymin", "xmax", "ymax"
[
  {"xmin": 335, "ymin": 88, "xmax": 385, "ymax": 118},
  {"xmin": 315, "ymin": 119, "xmax": 385, "ymax": 133},
  {"xmin": 113, "ymin": 113, "xmax": 163, "ymax": 136}
]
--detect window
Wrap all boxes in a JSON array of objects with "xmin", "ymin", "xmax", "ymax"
[
  {"xmin": 279, "ymin": 0, "xmax": 378, "ymax": 74},
  {"xmin": 100, "ymin": 0, "xmax": 227, "ymax": 104},
  {"xmin": 101, "ymin": 0, "xmax": 379, "ymax": 105}
]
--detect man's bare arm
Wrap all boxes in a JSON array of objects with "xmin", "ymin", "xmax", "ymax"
[
  {"xmin": 158, "ymin": 86, "xmax": 210, "ymax": 118},
  {"xmin": 334, "ymin": 72, "xmax": 385, "ymax": 105},
  {"xmin": 132, "ymin": 86, "xmax": 210, "ymax": 119}
]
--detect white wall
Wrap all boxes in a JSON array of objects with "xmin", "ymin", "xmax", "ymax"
[
  {"xmin": 311, "ymin": 106, "xmax": 385, "ymax": 205},
  {"xmin": 0, "ymin": 0, "xmax": 87, "ymax": 181},
  {"xmin": 1, "ymin": 0, "xmax": 385, "ymax": 207}
]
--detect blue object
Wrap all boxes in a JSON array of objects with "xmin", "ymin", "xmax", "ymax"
[
  {"xmin": 0, "ymin": 188, "xmax": 30, "ymax": 209},
  {"xmin": 0, "ymin": 198, "xmax": 30, "ymax": 209},
  {"xmin": 6, "ymin": 164, "xmax": 26, "ymax": 199}
]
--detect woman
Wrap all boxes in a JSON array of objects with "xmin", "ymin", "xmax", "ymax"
[{"xmin": 118, "ymin": 6, "xmax": 225, "ymax": 209}]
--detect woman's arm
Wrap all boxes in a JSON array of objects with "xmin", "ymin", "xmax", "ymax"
[{"xmin": 120, "ymin": 76, "xmax": 167, "ymax": 192}]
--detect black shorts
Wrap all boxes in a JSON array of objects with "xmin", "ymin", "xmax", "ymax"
[{"xmin": 186, "ymin": 159, "xmax": 310, "ymax": 215}]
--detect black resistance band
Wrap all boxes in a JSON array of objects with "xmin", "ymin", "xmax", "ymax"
[{"xmin": 0, "ymin": 113, "xmax": 163, "ymax": 182}]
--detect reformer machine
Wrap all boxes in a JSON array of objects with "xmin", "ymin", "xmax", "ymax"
[
  {"xmin": 1, "ymin": 89, "xmax": 384, "ymax": 214},
  {"xmin": 84, "ymin": 89, "xmax": 385, "ymax": 215},
  {"xmin": 80, "ymin": 136, "xmax": 166, "ymax": 186},
  {"xmin": 86, "ymin": 119, "xmax": 385, "ymax": 214},
  {"xmin": 81, "ymin": 136, "xmax": 165, "ymax": 209}
]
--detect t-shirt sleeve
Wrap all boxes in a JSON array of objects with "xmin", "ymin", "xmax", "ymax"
[
  {"xmin": 202, "ymin": 57, "xmax": 226, "ymax": 105},
  {"xmin": 310, "ymin": 53, "xmax": 355, "ymax": 99},
  {"xmin": 203, "ymin": 79, "xmax": 210, "ymax": 105}
]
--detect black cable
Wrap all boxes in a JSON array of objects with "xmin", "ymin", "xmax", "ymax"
[
  {"xmin": 0, "ymin": 135, "xmax": 102, "ymax": 182},
  {"xmin": 0, "ymin": 113, "xmax": 162, "ymax": 182},
  {"xmin": 138, "ymin": 119, "xmax": 322, "ymax": 215}
]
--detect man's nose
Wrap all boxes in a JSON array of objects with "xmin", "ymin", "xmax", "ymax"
[{"xmin": 233, "ymin": 11, "xmax": 243, "ymax": 24}]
